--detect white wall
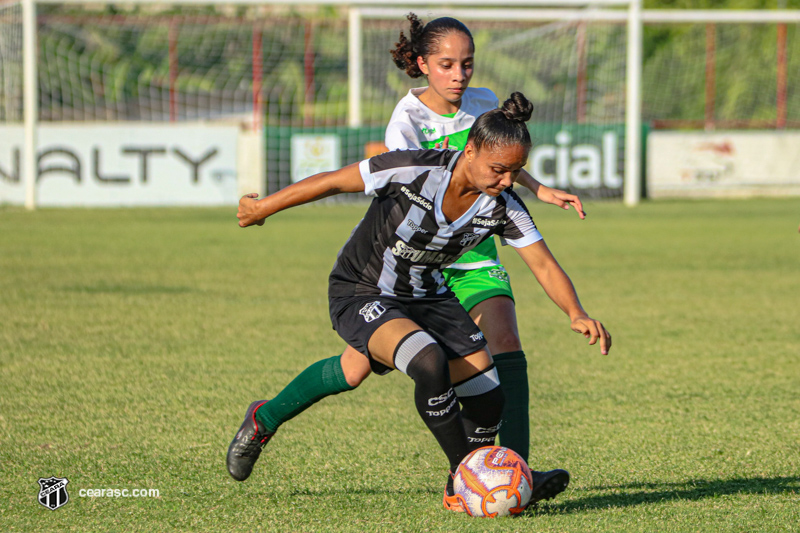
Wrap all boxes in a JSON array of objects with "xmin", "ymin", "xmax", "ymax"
[
  {"xmin": 0, "ymin": 123, "xmax": 247, "ymax": 206},
  {"xmin": 648, "ymin": 131, "xmax": 800, "ymax": 198}
]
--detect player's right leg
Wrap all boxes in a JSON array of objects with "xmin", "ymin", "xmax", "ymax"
[
  {"xmin": 253, "ymin": 345, "xmax": 370, "ymax": 435},
  {"xmin": 226, "ymin": 346, "xmax": 370, "ymax": 481},
  {"xmin": 367, "ymin": 318, "xmax": 499, "ymax": 513},
  {"xmin": 366, "ymin": 317, "xmax": 474, "ymax": 477}
]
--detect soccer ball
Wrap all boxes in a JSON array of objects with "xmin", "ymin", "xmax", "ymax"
[{"xmin": 453, "ymin": 446, "xmax": 533, "ymax": 517}]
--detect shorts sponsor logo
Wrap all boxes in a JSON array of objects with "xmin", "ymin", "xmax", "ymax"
[
  {"xmin": 428, "ymin": 388, "xmax": 454, "ymax": 406},
  {"xmin": 391, "ymin": 240, "xmax": 459, "ymax": 264},
  {"xmin": 472, "ymin": 217, "xmax": 506, "ymax": 228},
  {"xmin": 470, "ymin": 331, "xmax": 485, "ymax": 342},
  {"xmin": 38, "ymin": 477, "xmax": 69, "ymax": 511},
  {"xmin": 426, "ymin": 397, "xmax": 458, "ymax": 417},
  {"xmin": 406, "ymin": 219, "xmax": 428, "ymax": 234},
  {"xmin": 459, "ymin": 232, "xmax": 480, "ymax": 247},
  {"xmin": 400, "ymin": 186, "xmax": 433, "ymax": 211},
  {"xmin": 359, "ymin": 301, "xmax": 386, "ymax": 323},
  {"xmin": 488, "ymin": 268, "xmax": 509, "ymax": 283}
]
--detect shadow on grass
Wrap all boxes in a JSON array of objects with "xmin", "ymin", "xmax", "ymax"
[
  {"xmin": 289, "ymin": 487, "xmax": 436, "ymax": 497},
  {"xmin": 61, "ymin": 284, "xmax": 193, "ymax": 295},
  {"xmin": 536, "ymin": 476, "xmax": 800, "ymax": 514}
]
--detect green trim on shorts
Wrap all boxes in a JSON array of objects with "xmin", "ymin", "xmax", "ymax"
[
  {"xmin": 443, "ymin": 265, "xmax": 515, "ymax": 312},
  {"xmin": 452, "ymin": 238, "xmax": 499, "ymax": 268}
]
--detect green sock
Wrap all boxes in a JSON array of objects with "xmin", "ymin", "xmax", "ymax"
[
  {"xmin": 493, "ymin": 351, "xmax": 530, "ymax": 463},
  {"xmin": 255, "ymin": 355, "xmax": 356, "ymax": 433}
]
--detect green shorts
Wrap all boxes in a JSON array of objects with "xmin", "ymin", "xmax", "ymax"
[{"xmin": 442, "ymin": 265, "xmax": 515, "ymax": 312}]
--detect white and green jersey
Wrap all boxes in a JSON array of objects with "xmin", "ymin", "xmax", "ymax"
[{"xmin": 385, "ymin": 87, "xmax": 501, "ymax": 270}]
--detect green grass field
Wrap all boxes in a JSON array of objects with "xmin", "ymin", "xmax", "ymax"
[{"xmin": 1, "ymin": 198, "xmax": 799, "ymax": 532}]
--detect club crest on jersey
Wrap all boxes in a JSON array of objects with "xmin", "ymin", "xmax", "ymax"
[
  {"xmin": 400, "ymin": 186, "xmax": 432, "ymax": 211},
  {"xmin": 38, "ymin": 477, "xmax": 69, "ymax": 511},
  {"xmin": 459, "ymin": 232, "xmax": 480, "ymax": 247},
  {"xmin": 472, "ymin": 217, "xmax": 506, "ymax": 228},
  {"xmin": 359, "ymin": 301, "xmax": 386, "ymax": 323}
]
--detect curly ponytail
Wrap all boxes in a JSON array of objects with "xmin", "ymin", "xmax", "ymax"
[
  {"xmin": 467, "ymin": 92, "xmax": 534, "ymax": 152},
  {"xmin": 390, "ymin": 13, "xmax": 474, "ymax": 79}
]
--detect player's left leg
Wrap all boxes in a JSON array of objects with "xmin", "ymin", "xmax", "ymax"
[
  {"xmin": 444, "ymin": 349, "xmax": 504, "ymax": 512},
  {"xmin": 468, "ymin": 295, "xmax": 530, "ymax": 463},
  {"xmin": 449, "ymin": 358, "xmax": 505, "ymax": 452},
  {"xmin": 446, "ymin": 265, "xmax": 531, "ymax": 462},
  {"xmin": 470, "ymin": 295, "xmax": 570, "ymax": 506}
]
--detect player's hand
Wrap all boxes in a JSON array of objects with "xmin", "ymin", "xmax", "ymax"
[
  {"xmin": 570, "ymin": 315, "xmax": 611, "ymax": 355},
  {"xmin": 434, "ymin": 137, "xmax": 450, "ymax": 149},
  {"xmin": 237, "ymin": 193, "xmax": 266, "ymax": 227},
  {"xmin": 536, "ymin": 185, "xmax": 586, "ymax": 220}
]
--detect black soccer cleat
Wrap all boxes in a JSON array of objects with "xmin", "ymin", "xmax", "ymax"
[
  {"xmin": 226, "ymin": 400, "xmax": 275, "ymax": 481},
  {"xmin": 528, "ymin": 469, "xmax": 570, "ymax": 506}
]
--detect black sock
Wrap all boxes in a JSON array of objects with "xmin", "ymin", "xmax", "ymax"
[
  {"xmin": 454, "ymin": 365, "xmax": 505, "ymax": 452},
  {"xmin": 395, "ymin": 331, "xmax": 470, "ymax": 473}
]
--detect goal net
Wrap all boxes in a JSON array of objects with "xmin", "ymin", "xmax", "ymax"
[
  {"xmin": 4, "ymin": 3, "xmax": 631, "ymax": 199},
  {"xmin": 642, "ymin": 21, "xmax": 800, "ymax": 130},
  {"xmin": 362, "ymin": 12, "xmax": 629, "ymax": 200},
  {"xmin": 6, "ymin": 2, "xmax": 798, "ymax": 205},
  {"xmin": 0, "ymin": 0, "xmax": 23, "ymax": 124}
]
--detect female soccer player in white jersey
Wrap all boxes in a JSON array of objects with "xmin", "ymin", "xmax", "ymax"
[
  {"xmin": 227, "ymin": 92, "xmax": 611, "ymax": 512},
  {"xmin": 383, "ymin": 14, "xmax": 587, "ymax": 465}
]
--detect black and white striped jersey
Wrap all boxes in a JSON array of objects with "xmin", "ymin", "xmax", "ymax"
[{"xmin": 328, "ymin": 149, "xmax": 543, "ymax": 299}]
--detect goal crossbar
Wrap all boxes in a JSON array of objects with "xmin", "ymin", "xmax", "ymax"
[{"xmin": 33, "ymin": 0, "xmax": 631, "ymax": 5}]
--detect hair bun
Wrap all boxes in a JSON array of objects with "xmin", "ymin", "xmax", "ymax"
[{"xmin": 500, "ymin": 92, "xmax": 533, "ymax": 123}]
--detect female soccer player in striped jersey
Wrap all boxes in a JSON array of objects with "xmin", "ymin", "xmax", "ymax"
[
  {"xmin": 227, "ymin": 92, "xmax": 611, "ymax": 512},
  {"xmin": 243, "ymin": 15, "xmax": 587, "ymax": 470}
]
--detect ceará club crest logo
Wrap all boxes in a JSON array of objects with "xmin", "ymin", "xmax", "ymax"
[{"xmin": 38, "ymin": 477, "xmax": 70, "ymax": 510}]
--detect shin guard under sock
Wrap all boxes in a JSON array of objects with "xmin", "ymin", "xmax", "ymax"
[
  {"xmin": 255, "ymin": 355, "xmax": 356, "ymax": 433},
  {"xmin": 493, "ymin": 350, "xmax": 530, "ymax": 462},
  {"xmin": 395, "ymin": 331, "xmax": 470, "ymax": 473},
  {"xmin": 454, "ymin": 365, "xmax": 505, "ymax": 452}
]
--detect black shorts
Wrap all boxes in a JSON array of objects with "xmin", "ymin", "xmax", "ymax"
[{"xmin": 329, "ymin": 294, "xmax": 488, "ymax": 375}]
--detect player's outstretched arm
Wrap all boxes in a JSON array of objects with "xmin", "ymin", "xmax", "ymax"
[
  {"xmin": 515, "ymin": 240, "xmax": 611, "ymax": 355},
  {"xmin": 515, "ymin": 169, "xmax": 586, "ymax": 220},
  {"xmin": 237, "ymin": 163, "xmax": 365, "ymax": 227}
]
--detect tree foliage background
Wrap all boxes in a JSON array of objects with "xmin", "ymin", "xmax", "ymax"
[{"xmin": 18, "ymin": 0, "xmax": 800, "ymax": 127}]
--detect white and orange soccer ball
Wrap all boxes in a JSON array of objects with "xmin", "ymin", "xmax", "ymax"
[{"xmin": 453, "ymin": 446, "xmax": 533, "ymax": 517}]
